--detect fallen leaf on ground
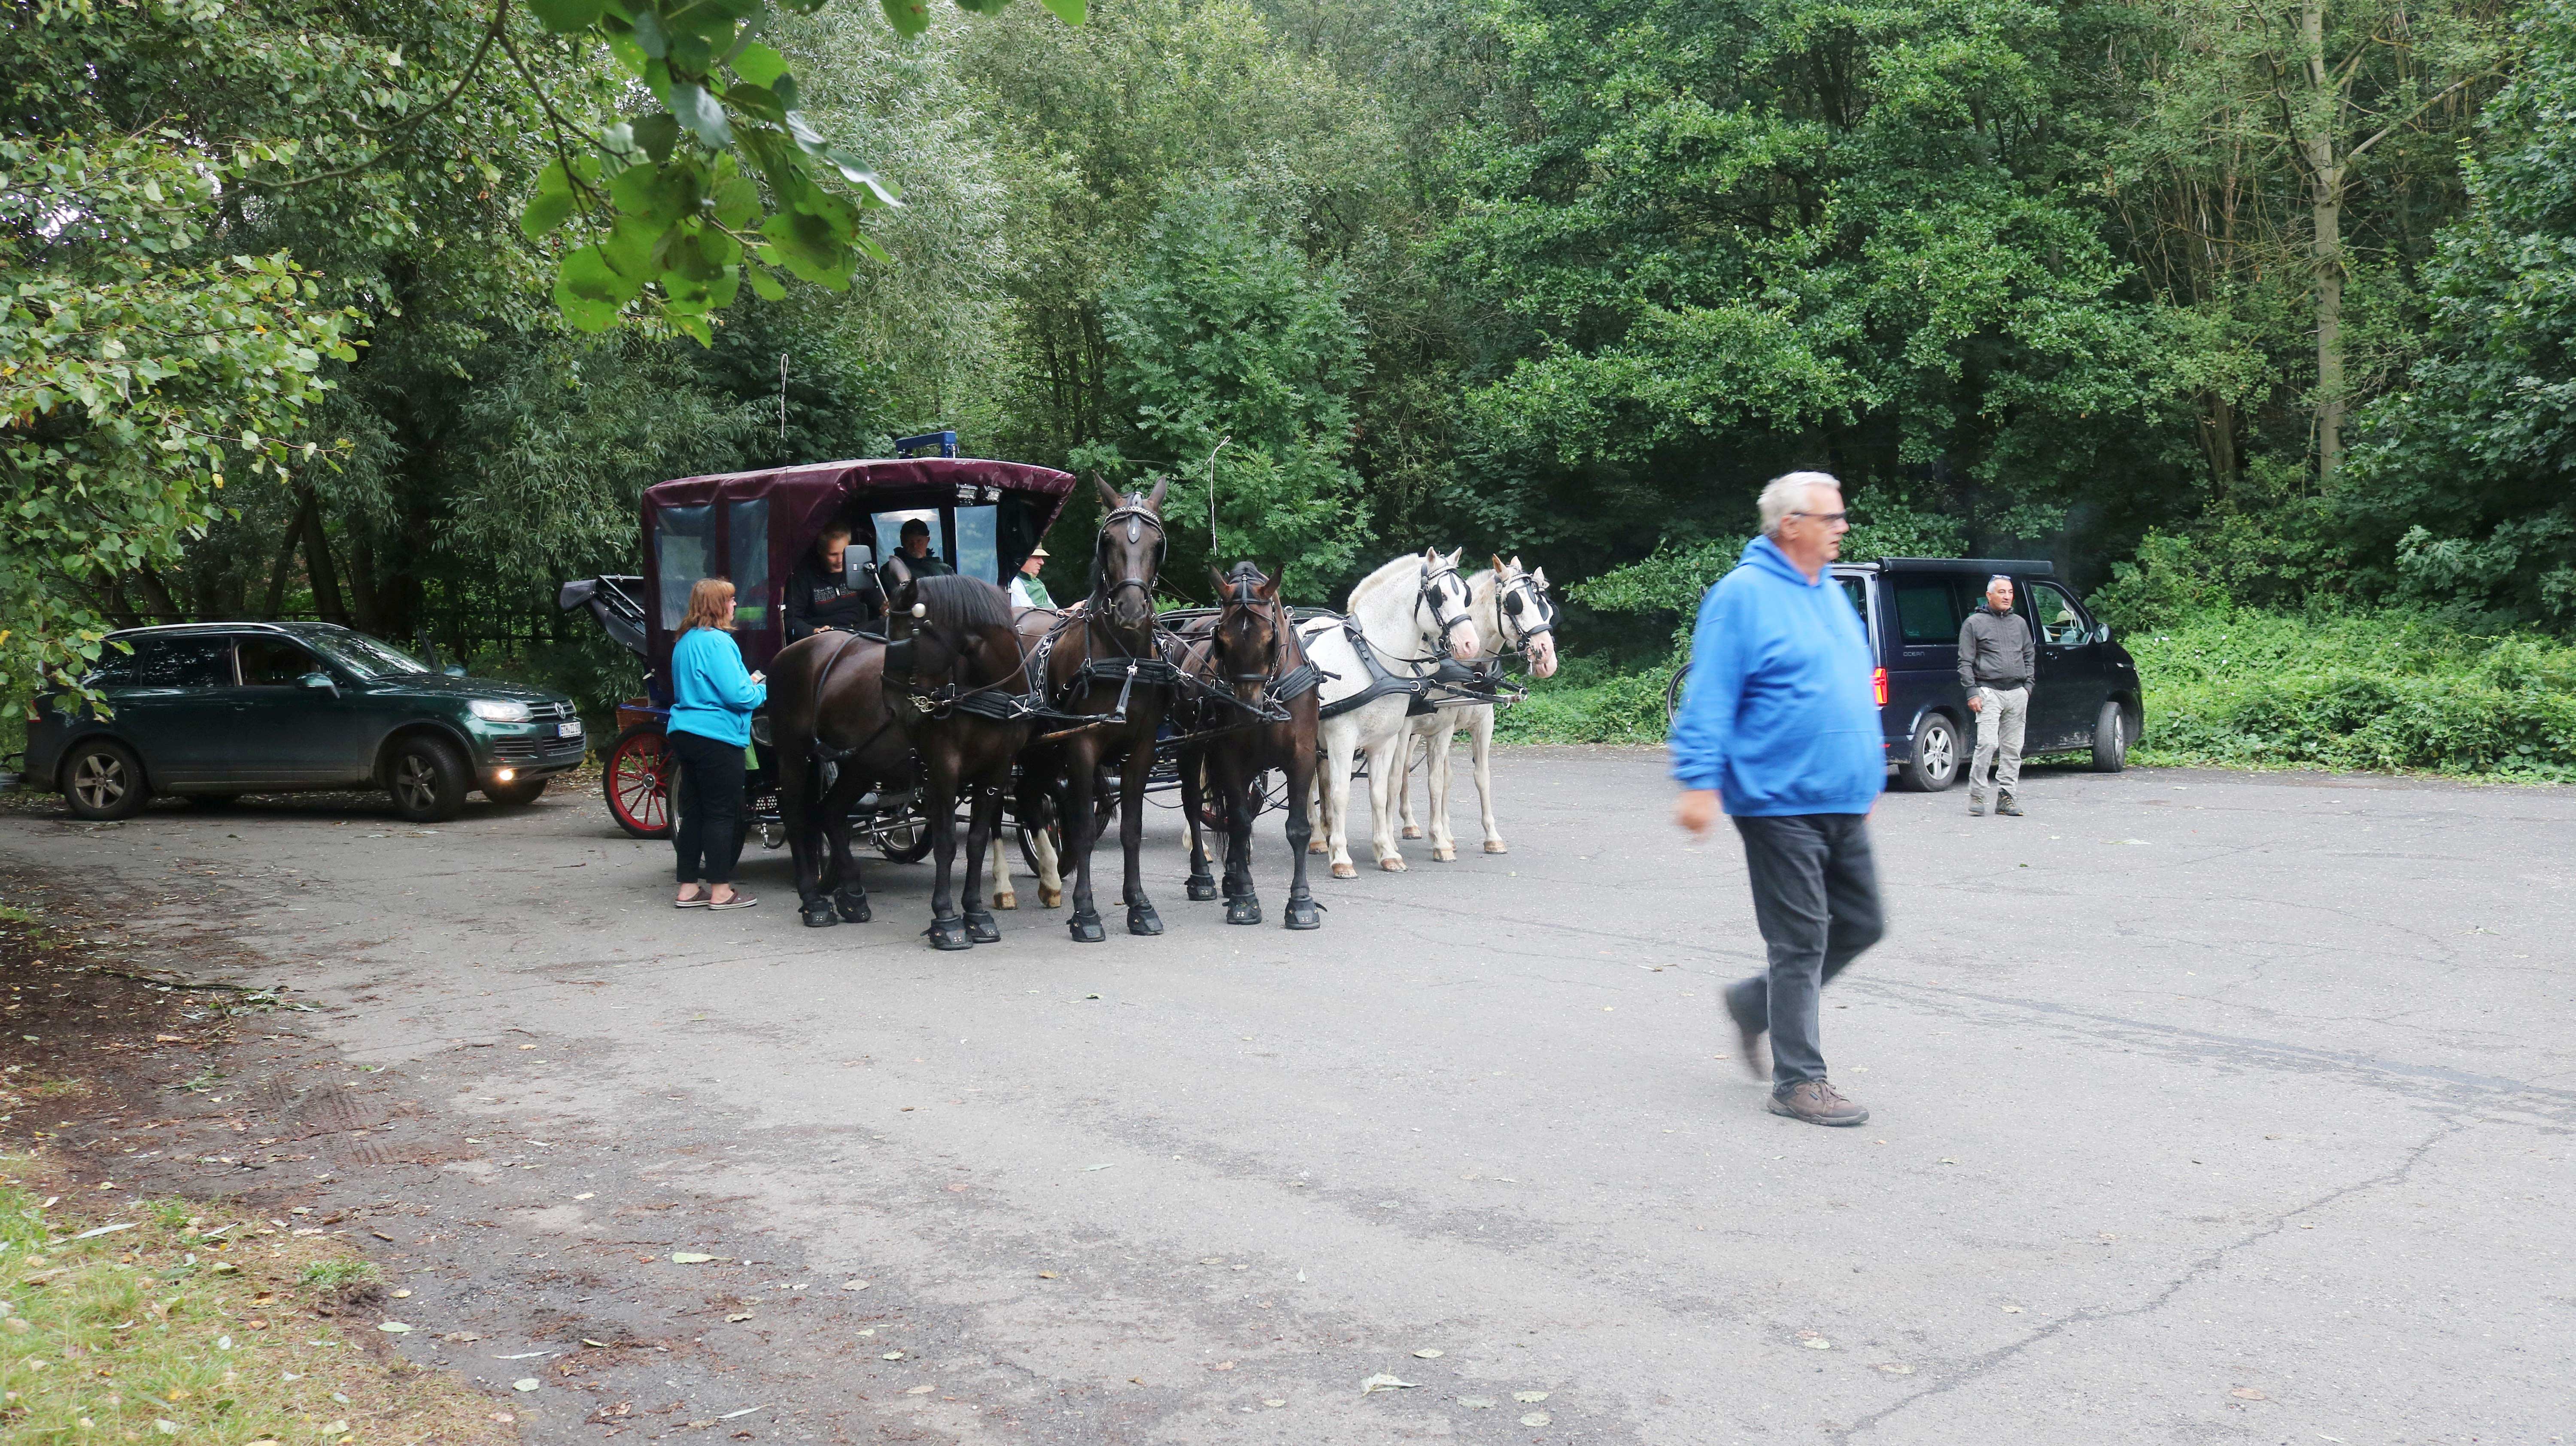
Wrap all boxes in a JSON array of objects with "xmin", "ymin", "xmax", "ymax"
[
  {"xmin": 843, "ymin": 1280, "xmax": 869, "ymax": 1291},
  {"xmin": 1458, "ymin": 1396, "xmax": 1495, "ymax": 1409},
  {"xmin": 726, "ymin": 1313, "xmax": 753, "ymax": 1323},
  {"xmin": 2001, "ymin": 1305, "xmax": 2023, "ymax": 1313},
  {"xmin": 1521, "ymin": 1413, "xmax": 1552, "ymax": 1427},
  {"xmin": 512, "ymin": 1379, "xmax": 539, "ymax": 1392},
  {"xmin": 2231, "ymin": 1387, "xmax": 2267, "ymax": 1400},
  {"xmin": 1211, "ymin": 1361, "xmax": 1235, "ymax": 1370},
  {"xmin": 882, "ymin": 1351, "xmax": 905, "ymax": 1360},
  {"xmin": 1037, "ymin": 1271, "xmax": 1058, "ymax": 1279},
  {"xmin": 1082, "ymin": 1163, "xmax": 1114, "ymax": 1172},
  {"xmin": 906, "ymin": 1385, "xmax": 936, "ymax": 1395},
  {"xmin": 1874, "ymin": 1363, "xmax": 1913, "ymax": 1375},
  {"xmin": 1513, "ymin": 1391, "xmax": 1549, "ymax": 1403},
  {"xmin": 582, "ymin": 1338, "xmax": 611, "ymax": 1348},
  {"xmin": 1359, "ymin": 1374, "xmax": 1419, "ymax": 1393},
  {"xmin": 376, "ymin": 1322, "xmax": 411, "ymax": 1334},
  {"xmin": 671, "ymin": 1252, "xmax": 716, "ymax": 1264},
  {"xmin": 1413, "ymin": 1348, "xmax": 1443, "ymax": 1358}
]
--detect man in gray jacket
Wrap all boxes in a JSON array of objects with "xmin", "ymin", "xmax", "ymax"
[{"xmin": 1957, "ymin": 575, "xmax": 2034, "ymax": 817}]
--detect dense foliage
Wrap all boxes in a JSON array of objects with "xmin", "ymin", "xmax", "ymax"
[{"xmin": 6, "ymin": 0, "xmax": 2572, "ymax": 767}]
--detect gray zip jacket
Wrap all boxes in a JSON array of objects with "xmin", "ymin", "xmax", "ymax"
[{"xmin": 1957, "ymin": 604, "xmax": 2034, "ymax": 690}]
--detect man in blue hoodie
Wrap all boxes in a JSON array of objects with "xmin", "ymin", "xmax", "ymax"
[{"xmin": 1671, "ymin": 471, "xmax": 1886, "ymax": 1127}]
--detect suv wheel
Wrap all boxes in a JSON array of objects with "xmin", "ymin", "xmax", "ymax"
[
  {"xmin": 62, "ymin": 739, "xmax": 150, "ymax": 820},
  {"xmin": 1901, "ymin": 714, "xmax": 1962, "ymax": 793},
  {"xmin": 2091, "ymin": 700, "xmax": 2131, "ymax": 773},
  {"xmin": 386, "ymin": 735, "xmax": 470, "ymax": 822}
]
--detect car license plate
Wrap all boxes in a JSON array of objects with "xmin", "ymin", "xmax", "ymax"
[{"xmin": 558, "ymin": 720, "xmax": 583, "ymax": 738}]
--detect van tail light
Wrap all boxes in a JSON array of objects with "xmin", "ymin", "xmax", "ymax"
[{"xmin": 1872, "ymin": 666, "xmax": 1888, "ymax": 706}]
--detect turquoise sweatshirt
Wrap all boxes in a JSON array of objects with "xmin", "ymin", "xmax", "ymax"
[{"xmin": 668, "ymin": 628, "xmax": 766, "ymax": 747}]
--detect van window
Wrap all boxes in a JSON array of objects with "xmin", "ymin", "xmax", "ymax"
[
  {"xmin": 1893, "ymin": 580, "xmax": 1961, "ymax": 645},
  {"xmin": 2026, "ymin": 581, "xmax": 2090, "ymax": 646}
]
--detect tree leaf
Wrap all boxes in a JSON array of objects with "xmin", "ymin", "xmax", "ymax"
[
  {"xmin": 745, "ymin": 261, "xmax": 786, "ymax": 301},
  {"xmin": 520, "ymin": 189, "xmax": 577, "ymax": 240},
  {"xmin": 668, "ymin": 82, "xmax": 733, "ymax": 149},
  {"xmin": 878, "ymin": 0, "xmax": 930, "ymax": 38},
  {"xmin": 632, "ymin": 113, "xmax": 680, "ymax": 164},
  {"xmin": 629, "ymin": 5, "xmax": 669, "ymax": 57},
  {"xmin": 1036, "ymin": 0, "xmax": 1086, "ymax": 21},
  {"xmin": 527, "ymin": 0, "xmax": 607, "ymax": 33},
  {"xmin": 730, "ymin": 40, "xmax": 788, "ymax": 87}
]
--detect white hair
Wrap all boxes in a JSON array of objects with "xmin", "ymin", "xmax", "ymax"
[{"xmin": 1758, "ymin": 471, "xmax": 1842, "ymax": 537}]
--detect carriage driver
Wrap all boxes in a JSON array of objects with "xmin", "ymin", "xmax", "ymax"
[{"xmin": 784, "ymin": 526, "xmax": 884, "ymax": 640}]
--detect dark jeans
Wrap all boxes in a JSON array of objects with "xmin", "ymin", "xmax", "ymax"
[
  {"xmin": 1725, "ymin": 813, "xmax": 1886, "ymax": 1091},
  {"xmin": 668, "ymin": 728, "xmax": 747, "ymax": 887}
]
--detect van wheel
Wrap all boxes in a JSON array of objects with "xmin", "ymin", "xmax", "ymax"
[
  {"xmin": 62, "ymin": 739, "xmax": 150, "ymax": 820},
  {"xmin": 2091, "ymin": 701, "xmax": 2131, "ymax": 773},
  {"xmin": 386, "ymin": 736, "xmax": 470, "ymax": 822},
  {"xmin": 1901, "ymin": 715, "xmax": 1962, "ymax": 793}
]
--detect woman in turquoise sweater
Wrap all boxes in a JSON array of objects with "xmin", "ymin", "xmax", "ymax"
[{"xmin": 668, "ymin": 577, "xmax": 768, "ymax": 909}]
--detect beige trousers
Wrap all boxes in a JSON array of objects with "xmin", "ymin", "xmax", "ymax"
[{"xmin": 1971, "ymin": 685, "xmax": 2028, "ymax": 794}]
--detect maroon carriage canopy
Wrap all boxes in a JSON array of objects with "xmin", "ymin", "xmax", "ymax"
[{"xmin": 640, "ymin": 456, "xmax": 1078, "ymax": 674}]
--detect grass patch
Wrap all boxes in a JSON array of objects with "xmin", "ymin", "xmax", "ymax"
[
  {"xmin": 1493, "ymin": 654, "xmax": 1679, "ymax": 745},
  {"xmin": 0, "ymin": 1154, "xmax": 512, "ymax": 1445}
]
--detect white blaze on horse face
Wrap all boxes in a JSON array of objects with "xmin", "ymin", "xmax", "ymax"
[{"xmin": 1437, "ymin": 565, "xmax": 1482, "ymax": 662}]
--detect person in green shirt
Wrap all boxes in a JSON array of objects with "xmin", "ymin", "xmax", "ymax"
[{"xmin": 1009, "ymin": 544, "xmax": 1056, "ymax": 611}]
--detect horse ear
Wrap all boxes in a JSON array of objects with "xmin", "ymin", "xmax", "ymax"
[
  {"xmin": 1443, "ymin": 547, "xmax": 1463, "ymax": 568},
  {"xmin": 1144, "ymin": 476, "xmax": 1169, "ymax": 510},
  {"xmin": 1092, "ymin": 474, "xmax": 1124, "ymax": 510},
  {"xmin": 1532, "ymin": 566, "xmax": 1549, "ymax": 589},
  {"xmin": 884, "ymin": 554, "xmax": 916, "ymax": 605},
  {"xmin": 1209, "ymin": 563, "xmax": 1230, "ymax": 594},
  {"xmin": 1509, "ymin": 554, "xmax": 1525, "ymax": 572},
  {"xmin": 1258, "ymin": 563, "xmax": 1284, "ymax": 601},
  {"xmin": 1491, "ymin": 553, "xmax": 1504, "ymax": 574}
]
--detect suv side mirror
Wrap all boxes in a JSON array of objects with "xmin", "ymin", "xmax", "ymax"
[
  {"xmin": 442, "ymin": 663, "xmax": 467, "ymax": 678},
  {"xmin": 300, "ymin": 670, "xmax": 339, "ymax": 697}
]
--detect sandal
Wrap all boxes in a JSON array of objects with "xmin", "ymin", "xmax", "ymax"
[
  {"xmin": 707, "ymin": 890, "xmax": 757, "ymax": 911},
  {"xmin": 674, "ymin": 892, "xmax": 710, "ymax": 909}
]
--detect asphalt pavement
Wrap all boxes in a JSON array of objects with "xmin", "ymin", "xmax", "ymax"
[{"xmin": 1, "ymin": 749, "xmax": 2568, "ymax": 1444}]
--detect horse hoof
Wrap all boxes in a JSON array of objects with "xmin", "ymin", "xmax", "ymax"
[
  {"xmin": 1402, "ymin": 825, "xmax": 1423, "ymax": 839},
  {"xmin": 963, "ymin": 909, "xmax": 1001, "ymax": 944},
  {"xmin": 1284, "ymin": 896, "xmax": 1321, "ymax": 930},
  {"xmin": 995, "ymin": 891, "xmax": 1017, "ymax": 911},
  {"xmin": 1432, "ymin": 845, "xmax": 1456, "ymax": 862},
  {"xmin": 802, "ymin": 901, "xmax": 839, "ymax": 928},
  {"xmin": 1331, "ymin": 862, "xmax": 1358, "ymax": 880},
  {"xmin": 1484, "ymin": 840, "xmax": 1509, "ymax": 854},
  {"xmin": 1069, "ymin": 911, "xmax": 1107, "ymax": 943},
  {"xmin": 1225, "ymin": 896, "xmax": 1262, "ymax": 926},
  {"xmin": 1308, "ymin": 841, "xmax": 1329, "ymax": 856},
  {"xmin": 925, "ymin": 915, "xmax": 973, "ymax": 951},
  {"xmin": 1379, "ymin": 856, "xmax": 1408, "ymax": 873},
  {"xmin": 1186, "ymin": 877, "xmax": 1219, "ymax": 902},
  {"xmin": 1040, "ymin": 887, "xmax": 1064, "ymax": 909},
  {"xmin": 1127, "ymin": 901, "xmax": 1164, "ymax": 936},
  {"xmin": 835, "ymin": 890, "xmax": 871, "ymax": 923}
]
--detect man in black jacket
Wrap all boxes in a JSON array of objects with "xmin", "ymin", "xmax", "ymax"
[
  {"xmin": 784, "ymin": 527, "xmax": 882, "ymax": 640},
  {"xmin": 1957, "ymin": 575, "xmax": 2034, "ymax": 817}
]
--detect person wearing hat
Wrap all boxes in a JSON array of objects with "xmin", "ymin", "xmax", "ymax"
[{"xmin": 1010, "ymin": 544, "xmax": 1057, "ymax": 610}]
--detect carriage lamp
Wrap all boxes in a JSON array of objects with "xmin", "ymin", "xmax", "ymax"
[{"xmin": 468, "ymin": 698, "xmax": 533, "ymax": 723}]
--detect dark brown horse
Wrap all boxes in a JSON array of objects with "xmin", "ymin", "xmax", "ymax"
[
  {"xmin": 772, "ymin": 563, "xmax": 1038, "ymax": 949},
  {"xmin": 1176, "ymin": 562, "xmax": 1323, "ymax": 929},
  {"xmin": 1014, "ymin": 477, "xmax": 1176, "ymax": 942}
]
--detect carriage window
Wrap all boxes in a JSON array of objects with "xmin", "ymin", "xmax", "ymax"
[
  {"xmin": 656, "ymin": 504, "xmax": 713, "ymax": 629},
  {"xmin": 953, "ymin": 505, "xmax": 998, "ymax": 583},
  {"xmin": 1893, "ymin": 580, "xmax": 1962, "ymax": 645},
  {"xmin": 872, "ymin": 508, "xmax": 944, "ymax": 572},
  {"xmin": 727, "ymin": 498, "xmax": 771, "ymax": 628}
]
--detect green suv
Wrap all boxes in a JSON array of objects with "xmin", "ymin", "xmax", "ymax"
[{"xmin": 24, "ymin": 623, "xmax": 586, "ymax": 823}]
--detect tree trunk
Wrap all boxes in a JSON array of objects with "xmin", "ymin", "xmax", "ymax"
[
  {"xmin": 131, "ymin": 565, "xmax": 185, "ymax": 624},
  {"xmin": 2300, "ymin": 0, "xmax": 2347, "ymax": 488},
  {"xmin": 262, "ymin": 497, "xmax": 309, "ymax": 620},
  {"xmin": 297, "ymin": 488, "xmax": 350, "ymax": 626},
  {"xmin": 2199, "ymin": 393, "xmax": 2239, "ymax": 495}
]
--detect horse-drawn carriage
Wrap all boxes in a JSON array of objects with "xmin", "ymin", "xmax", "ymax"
[
  {"xmin": 558, "ymin": 441, "xmax": 1076, "ymax": 863},
  {"xmin": 561, "ymin": 440, "xmax": 1560, "ymax": 948}
]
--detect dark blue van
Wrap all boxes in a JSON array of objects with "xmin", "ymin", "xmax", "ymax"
[{"xmin": 1840, "ymin": 557, "xmax": 2143, "ymax": 790}]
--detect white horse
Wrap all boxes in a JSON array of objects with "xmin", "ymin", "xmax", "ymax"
[
  {"xmin": 1393, "ymin": 557, "xmax": 1561, "ymax": 860},
  {"xmin": 1298, "ymin": 548, "xmax": 1481, "ymax": 878}
]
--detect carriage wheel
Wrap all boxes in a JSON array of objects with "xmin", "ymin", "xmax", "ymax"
[
  {"xmin": 603, "ymin": 722, "xmax": 674, "ymax": 839},
  {"xmin": 876, "ymin": 812, "xmax": 935, "ymax": 863}
]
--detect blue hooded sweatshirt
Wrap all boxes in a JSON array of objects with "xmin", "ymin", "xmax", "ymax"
[
  {"xmin": 668, "ymin": 627, "xmax": 767, "ymax": 748},
  {"xmin": 1668, "ymin": 535, "xmax": 1883, "ymax": 817}
]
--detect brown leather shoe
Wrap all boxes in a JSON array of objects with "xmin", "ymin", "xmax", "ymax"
[{"xmin": 1766, "ymin": 1079, "xmax": 1869, "ymax": 1127}]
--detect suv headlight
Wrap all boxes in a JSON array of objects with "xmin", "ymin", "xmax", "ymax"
[{"xmin": 468, "ymin": 698, "xmax": 532, "ymax": 723}]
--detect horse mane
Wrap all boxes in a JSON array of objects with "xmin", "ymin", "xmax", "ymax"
[
  {"xmin": 915, "ymin": 573, "xmax": 1013, "ymax": 635},
  {"xmin": 1345, "ymin": 552, "xmax": 1426, "ymax": 609}
]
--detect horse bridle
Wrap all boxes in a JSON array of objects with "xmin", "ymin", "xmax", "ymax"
[
  {"xmin": 1215, "ymin": 570, "xmax": 1291, "ymax": 690},
  {"xmin": 1094, "ymin": 501, "xmax": 1168, "ymax": 617},
  {"xmin": 1495, "ymin": 570, "xmax": 1557, "ymax": 654},
  {"xmin": 1417, "ymin": 560, "xmax": 1476, "ymax": 659}
]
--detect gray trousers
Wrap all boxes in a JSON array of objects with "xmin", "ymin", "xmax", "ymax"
[
  {"xmin": 1970, "ymin": 685, "xmax": 2029, "ymax": 794},
  {"xmin": 1725, "ymin": 814, "xmax": 1886, "ymax": 1091}
]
